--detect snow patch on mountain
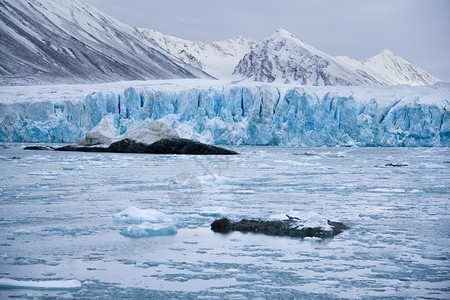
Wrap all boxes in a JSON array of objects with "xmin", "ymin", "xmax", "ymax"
[{"xmin": 138, "ymin": 28, "xmax": 257, "ymax": 79}]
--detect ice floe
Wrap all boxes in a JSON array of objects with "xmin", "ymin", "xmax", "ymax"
[
  {"xmin": 120, "ymin": 222, "xmax": 177, "ymax": 238},
  {"xmin": 113, "ymin": 206, "xmax": 177, "ymax": 237},
  {"xmin": 0, "ymin": 278, "xmax": 81, "ymax": 290},
  {"xmin": 113, "ymin": 206, "xmax": 174, "ymax": 224}
]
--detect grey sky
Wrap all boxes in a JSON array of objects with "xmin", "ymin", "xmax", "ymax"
[{"xmin": 84, "ymin": 0, "xmax": 450, "ymax": 81}]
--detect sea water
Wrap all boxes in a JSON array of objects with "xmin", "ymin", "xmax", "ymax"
[{"xmin": 0, "ymin": 144, "xmax": 448, "ymax": 299}]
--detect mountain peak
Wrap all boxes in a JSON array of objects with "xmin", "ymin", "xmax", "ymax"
[
  {"xmin": 276, "ymin": 27, "xmax": 292, "ymax": 35},
  {"xmin": 269, "ymin": 28, "xmax": 296, "ymax": 40},
  {"xmin": 374, "ymin": 49, "xmax": 402, "ymax": 60},
  {"xmin": 361, "ymin": 50, "xmax": 439, "ymax": 85},
  {"xmin": 380, "ymin": 49, "xmax": 396, "ymax": 56},
  {"xmin": 368, "ymin": 49, "xmax": 408, "ymax": 64}
]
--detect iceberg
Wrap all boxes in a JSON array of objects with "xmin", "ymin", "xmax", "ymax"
[
  {"xmin": 113, "ymin": 206, "xmax": 174, "ymax": 224},
  {"xmin": 78, "ymin": 115, "xmax": 179, "ymax": 146},
  {"xmin": 1, "ymin": 82, "xmax": 449, "ymax": 146},
  {"xmin": 113, "ymin": 121, "xmax": 179, "ymax": 145},
  {"xmin": 120, "ymin": 222, "xmax": 178, "ymax": 238},
  {"xmin": 113, "ymin": 206, "xmax": 178, "ymax": 238},
  {"xmin": 78, "ymin": 115, "xmax": 117, "ymax": 146}
]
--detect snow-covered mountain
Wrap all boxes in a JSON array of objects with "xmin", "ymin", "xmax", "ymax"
[
  {"xmin": 234, "ymin": 28, "xmax": 439, "ymax": 86},
  {"xmin": 138, "ymin": 28, "xmax": 257, "ymax": 79},
  {"xmin": 233, "ymin": 28, "xmax": 383, "ymax": 85},
  {"xmin": 0, "ymin": 0, "xmax": 211, "ymax": 86},
  {"xmin": 336, "ymin": 50, "xmax": 439, "ymax": 86},
  {"xmin": 0, "ymin": 0, "xmax": 439, "ymax": 87}
]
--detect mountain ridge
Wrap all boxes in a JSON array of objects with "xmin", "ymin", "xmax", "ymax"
[
  {"xmin": 0, "ymin": 0, "xmax": 212, "ymax": 86},
  {"xmin": 138, "ymin": 28, "xmax": 257, "ymax": 79},
  {"xmin": 233, "ymin": 28, "xmax": 439, "ymax": 86},
  {"xmin": 0, "ymin": 0, "xmax": 440, "ymax": 87}
]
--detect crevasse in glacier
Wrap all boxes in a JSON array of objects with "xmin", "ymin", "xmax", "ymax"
[{"xmin": 0, "ymin": 84, "xmax": 449, "ymax": 146}]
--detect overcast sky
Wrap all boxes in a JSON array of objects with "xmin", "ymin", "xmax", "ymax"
[{"xmin": 84, "ymin": 0, "xmax": 450, "ymax": 81}]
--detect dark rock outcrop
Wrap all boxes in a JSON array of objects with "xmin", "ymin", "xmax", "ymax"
[
  {"xmin": 144, "ymin": 138, "xmax": 237, "ymax": 155},
  {"xmin": 23, "ymin": 146, "xmax": 55, "ymax": 151},
  {"xmin": 385, "ymin": 163, "xmax": 409, "ymax": 167},
  {"xmin": 52, "ymin": 138, "xmax": 238, "ymax": 155},
  {"xmin": 211, "ymin": 216, "xmax": 349, "ymax": 238}
]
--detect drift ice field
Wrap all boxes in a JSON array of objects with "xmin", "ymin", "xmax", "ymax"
[
  {"xmin": 0, "ymin": 80, "xmax": 449, "ymax": 299},
  {"xmin": 0, "ymin": 144, "xmax": 449, "ymax": 298}
]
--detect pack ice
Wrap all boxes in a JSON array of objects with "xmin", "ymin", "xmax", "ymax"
[{"xmin": 1, "ymin": 81, "xmax": 449, "ymax": 146}]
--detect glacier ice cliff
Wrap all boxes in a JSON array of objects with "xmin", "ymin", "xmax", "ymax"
[{"xmin": 1, "ymin": 82, "xmax": 449, "ymax": 147}]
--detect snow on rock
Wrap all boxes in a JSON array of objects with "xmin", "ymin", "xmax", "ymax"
[
  {"xmin": 120, "ymin": 222, "xmax": 178, "ymax": 238},
  {"xmin": 1, "ymin": 81, "xmax": 449, "ymax": 146},
  {"xmin": 0, "ymin": 278, "xmax": 82, "ymax": 290},
  {"xmin": 211, "ymin": 215, "xmax": 348, "ymax": 238},
  {"xmin": 269, "ymin": 211, "xmax": 333, "ymax": 232}
]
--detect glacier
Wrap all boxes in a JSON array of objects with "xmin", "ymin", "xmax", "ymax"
[{"xmin": 0, "ymin": 81, "xmax": 449, "ymax": 147}]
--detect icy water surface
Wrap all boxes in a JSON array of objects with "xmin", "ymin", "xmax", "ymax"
[{"xmin": 0, "ymin": 144, "xmax": 449, "ymax": 299}]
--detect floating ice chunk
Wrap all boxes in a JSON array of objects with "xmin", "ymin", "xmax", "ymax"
[
  {"xmin": 114, "ymin": 206, "xmax": 178, "ymax": 238},
  {"xmin": 234, "ymin": 189, "xmax": 255, "ymax": 194},
  {"xmin": 120, "ymin": 222, "xmax": 177, "ymax": 238},
  {"xmin": 412, "ymin": 163, "xmax": 446, "ymax": 169},
  {"xmin": 198, "ymin": 175, "xmax": 231, "ymax": 185},
  {"xmin": 371, "ymin": 265, "xmax": 402, "ymax": 273},
  {"xmin": 0, "ymin": 278, "xmax": 82, "ymax": 290},
  {"xmin": 368, "ymin": 188, "xmax": 406, "ymax": 193},
  {"xmin": 113, "ymin": 206, "xmax": 173, "ymax": 224},
  {"xmin": 319, "ymin": 280, "xmax": 340, "ymax": 286},
  {"xmin": 235, "ymin": 274, "xmax": 262, "ymax": 282},
  {"xmin": 257, "ymin": 163, "xmax": 274, "ymax": 169},
  {"xmin": 421, "ymin": 253, "xmax": 448, "ymax": 260},
  {"xmin": 62, "ymin": 165, "xmax": 85, "ymax": 171},
  {"xmin": 322, "ymin": 151, "xmax": 346, "ymax": 157},
  {"xmin": 288, "ymin": 161, "xmax": 322, "ymax": 167},
  {"xmin": 199, "ymin": 206, "xmax": 227, "ymax": 217},
  {"xmin": 13, "ymin": 229, "xmax": 32, "ymax": 235},
  {"xmin": 274, "ymin": 160, "xmax": 321, "ymax": 168}
]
